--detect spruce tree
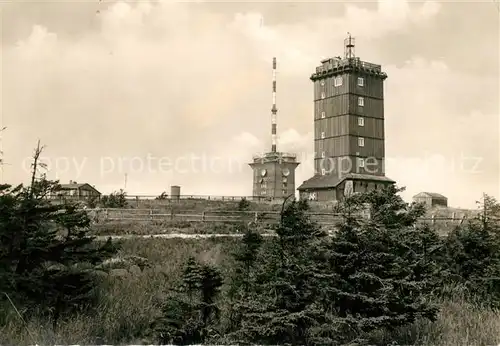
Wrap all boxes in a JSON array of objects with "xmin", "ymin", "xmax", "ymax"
[
  {"xmin": 231, "ymin": 198, "xmax": 331, "ymax": 345},
  {"xmin": 226, "ymin": 222, "xmax": 264, "ymax": 333},
  {"xmin": 441, "ymin": 194, "xmax": 500, "ymax": 307},
  {"xmin": 154, "ymin": 257, "xmax": 223, "ymax": 345},
  {"xmin": 0, "ymin": 141, "xmax": 118, "ymax": 328},
  {"xmin": 320, "ymin": 186, "xmax": 439, "ymax": 343}
]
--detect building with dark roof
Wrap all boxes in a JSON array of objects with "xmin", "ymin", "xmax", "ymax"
[
  {"xmin": 52, "ymin": 180, "xmax": 101, "ymax": 201},
  {"xmin": 298, "ymin": 34, "xmax": 395, "ymax": 202},
  {"xmin": 412, "ymin": 192, "xmax": 448, "ymax": 208}
]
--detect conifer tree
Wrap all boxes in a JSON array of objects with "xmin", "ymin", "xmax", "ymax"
[
  {"xmin": 231, "ymin": 198, "xmax": 332, "ymax": 345},
  {"xmin": 441, "ymin": 194, "xmax": 500, "ymax": 306},
  {"xmin": 226, "ymin": 222, "xmax": 264, "ymax": 333},
  {"xmin": 154, "ymin": 257, "xmax": 223, "ymax": 345},
  {"xmin": 0, "ymin": 141, "xmax": 118, "ymax": 328},
  {"xmin": 320, "ymin": 185, "xmax": 439, "ymax": 343}
]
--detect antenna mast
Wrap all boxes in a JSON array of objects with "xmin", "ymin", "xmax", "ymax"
[
  {"xmin": 344, "ymin": 32, "xmax": 355, "ymax": 59},
  {"xmin": 271, "ymin": 57, "xmax": 277, "ymax": 153}
]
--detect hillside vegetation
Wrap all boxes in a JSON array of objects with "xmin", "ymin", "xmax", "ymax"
[
  {"xmin": 88, "ymin": 190, "xmax": 478, "ymax": 237},
  {"xmin": 2, "ymin": 145, "xmax": 500, "ymax": 345}
]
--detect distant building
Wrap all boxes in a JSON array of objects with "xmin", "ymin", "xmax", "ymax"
[
  {"xmin": 413, "ymin": 192, "xmax": 448, "ymax": 208},
  {"xmin": 52, "ymin": 180, "xmax": 101, "ymax": 201},
  {"xmin": 250, "ymin": 152, "xmax": 299, "ymax": 200},
  {"xmin": 298, "ymin": 34, "xmax": 395, "ymax": 202}
]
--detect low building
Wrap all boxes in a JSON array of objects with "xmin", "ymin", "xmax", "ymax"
[
  {"xmin": 412, "ymin": 192, "xmax": 448, "ymax": 208},
  {"xmin": 52, "ymin": 180, "xmax": 101, "ymax": 201},
  {"xmin": 298, "ymin": 173, "xmax": 395, "ymax": 202}
]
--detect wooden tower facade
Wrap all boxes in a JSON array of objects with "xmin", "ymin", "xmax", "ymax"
[{"xmin": 298, "ymin": 34, "xmax": 395, "ymax": 202}]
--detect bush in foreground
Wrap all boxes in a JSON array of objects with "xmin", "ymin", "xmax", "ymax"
[
  {"xmin": 0, "ymin": 142, "xmax": 118, "ymax": 331},
  {"xmin": 3, "ymin": 155, "xmax": 500, "ymax": 346},
  {"xmin": 150, "ymin": 188, "xmax": 442, "ymax": 345}
]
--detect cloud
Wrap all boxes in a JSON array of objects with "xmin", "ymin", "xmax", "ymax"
[
  {"xmin": 5, "ymin": 0, "xmax": 495, "ymax": 208},
  {"xmin": 382, "ymin": 57, "xmax": 498, "ymax": 205}
]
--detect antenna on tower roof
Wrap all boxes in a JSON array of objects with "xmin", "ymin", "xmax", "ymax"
[
  {"xmin": 271, "ymin": 57, "xmax": 278, "ymax": 153},
  {"xmin": 344, "ymin": 32, "xmax": 355, "ymax": 59}
]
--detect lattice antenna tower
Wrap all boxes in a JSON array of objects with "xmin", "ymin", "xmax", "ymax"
[
  {"xmin": 271, "ymin": 57, "xmax": 278, "ymax": 153},
  {"xmin": 344, "ymin": 32, "xmax": 355, "ymax": 59}
]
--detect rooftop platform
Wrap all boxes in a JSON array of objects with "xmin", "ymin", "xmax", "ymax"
[
  {"xmin": 251, "ymin": 151, "xmax": 298, "ymax": 164},
  {"xmin": 311, "ymin": 57, "xmax": 387, "ymax": 81}
]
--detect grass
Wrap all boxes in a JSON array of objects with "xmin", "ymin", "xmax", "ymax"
[
  {"xmin": 91, "ymin": 200, "xmax": 478, "ymax": 238},
  {"xmin": 2, "ymin": 237, "xmax": 499, "ymax": 345},
  {"xmin": 128, "ymin": 198, "xmax": 287, "ymax": 212},
  {"xmin": 91, "ymin": 220, "xmax": 244, "ymax": 236}
]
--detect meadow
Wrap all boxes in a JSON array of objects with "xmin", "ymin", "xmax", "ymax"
[
  {"xmin": 89, "ymin": 197, "xmax": 479, "ymax": 237},
  {"xmin": 2, "ymin": 181, "xmax": 499, "ymax": 346},
  {"xmin": 2, "ymin": 236, "xmax": 500, "ymax": 345}
]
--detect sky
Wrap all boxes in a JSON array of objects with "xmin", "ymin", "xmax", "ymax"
[{"xmin": 1, "ymin": 0, "xmax": 499, "ymax": 208}]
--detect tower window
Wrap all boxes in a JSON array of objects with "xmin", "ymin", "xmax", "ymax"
[
  {"xmin": 321, "ymin": 111, "xmax": 325, "ymax": 119},
  {"xmin": 357, "ymin": 77, "xmax": 364, "ymax": 86},
  {"xmin": 320, "ymin": 80, "xmax": 325, "ymax": 86},
  {"xmin": 358, "ymin": 117, "xmax": 364, "ymax": 126},
  {"xmin": 321, "ymin": 151, "xmax": 325, "ymax": 158},
  {"xmin": 358, "ymin": 137, "xmax": 365, "ymax": 147},
  {"xmin": 358, "ymin": 97, "xmax": 364, "ymax": 107},
  {"xmin": 334, "ymin": 76, "xmax": 343, "ymax": 87},
  {"xmin": 321, "ymin": 168, "xmax": 326, "ymax": 175},
  {"xmin": 321, "ymin": 132, "xmax": 325, "ymax": 139},
  {"xmin": 358, "ymin": 158, "xmax": 365, "ymax": 168},
  {"xmin": 321, "ymin": 92, "xmax": 325, "ymax": 99},
  {"xmin": 282, "ymin": 189, "xmax": 287, "ymax": 195}
]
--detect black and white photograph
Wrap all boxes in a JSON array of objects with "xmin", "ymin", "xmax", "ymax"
[{"xmin": 0, "ymin": 0, "xmax": 499, "ymax": 344}]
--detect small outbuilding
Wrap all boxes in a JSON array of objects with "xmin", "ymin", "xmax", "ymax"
[
  {"xmin": 53, "ymin": 180, "xmax": 101, "ymax": 201},
  {"xmin": 412, "ymin": 192, "xmax": 448, "ymax": 208}
]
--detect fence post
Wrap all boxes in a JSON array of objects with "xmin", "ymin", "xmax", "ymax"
[
  {"xmin": 254, "ymin": 212, "xmax": 258, "ymax": 222},
  {"xmin": 150, "ymin": 209, "xmax": 153, "ymax": 221},
  {"xmin": 170, "ymin": 209, "xmax": 174, "ymax": 220},
  {"xmin": 452, "ymin": 212, "xmax": 456, "ymax": 221},
  {"xmin": 460, "ymin": 215, "xmax": 466, "ymax": 225},
  {"xmin": 431, "ymin": 214, "xmax": 436, "ymax": 226},
  {"xmin": 136, "ymin": 196, "xmax": 139, "ymax": 208},
  {"xmin": 202, "ymin": 211, "xmax": 205, "ymax": 222},
  {"xmin": 105, "ymin": 208, "xmax": 109, "ymax": 221}
]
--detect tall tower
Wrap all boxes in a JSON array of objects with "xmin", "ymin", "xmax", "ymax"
[
  {"xmin": 298, "ymin": 34, "xmax": 395, "ymax": 202},
  {"xmin": 249, "ymin": 57, "xmax": 300, "ymax": 200}
]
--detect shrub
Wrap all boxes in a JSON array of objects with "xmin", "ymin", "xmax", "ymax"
[
  {"xmin": 101, "ymin": 190, "xmax": 127, "ymax": 208},
  {"xmin": 237, "ymin": 198, "xmax": 251, "ymax": 211},
  {"xmin": 439, "ymin": 194, "xmax": 500, "ymax": 307},
  {"xmin": 0, "ymin": 142, "xmax": 118, "ymax": 329},
  {"xmin": 152, "ymin": 257, "xmax": 224, "ymax": 344}
]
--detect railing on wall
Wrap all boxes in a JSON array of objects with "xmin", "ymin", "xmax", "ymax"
[
  {"xmin": 49, "ymin": 194, "xmax": 296, "ymax": 203},
  {"xmin": 125, "ymin": 195, "xmax": 272, "ymax": 202}
]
